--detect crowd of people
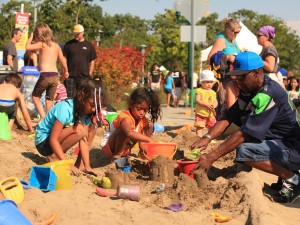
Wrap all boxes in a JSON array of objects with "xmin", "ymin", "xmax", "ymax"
[{"xmin": 0, "ymin": 18, "xmax": 299, "ymax": 205}]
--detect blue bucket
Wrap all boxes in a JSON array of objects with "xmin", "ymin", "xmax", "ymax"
[
  {"xmin": 29, "ymin": 166, "xmax": 57, "ymax": 191},
  {"xmin": 0, "ymin": 200, "xmax": 32, "ymax": 225},
  {"xmin": 114, "ymin": 157, "xmax": 131, "ymax": 173}
]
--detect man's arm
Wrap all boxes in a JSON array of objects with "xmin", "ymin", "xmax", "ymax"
[
  {"xmin": 7, "ymin": 55, "xmax": 14, "ymax": 68},
  {"xmin": 193, "ymin": 130, "xmax": 246, "ymax": 171},
  {"xmin": 191, "ymin": 119, "xmax": 230, "ymax": 151},
  {"xmin": 57, "ymin": 45, "xmax": 69, "ymax": 79},
  {"xmin": 89, "ymin": 60, "xmax": 95, "ymax": 77}
]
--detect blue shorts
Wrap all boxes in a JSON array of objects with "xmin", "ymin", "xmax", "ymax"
[
  {"xmin": 164, "ymin": 88, "xmax": 172, "ymax": 94},
  {"xmin": 36, "ymin": 137, "xmax": 53, "ymax": 156},
  {"xmin": 236, "ymin": 140, "xmax": 300, "ymax": 171}
]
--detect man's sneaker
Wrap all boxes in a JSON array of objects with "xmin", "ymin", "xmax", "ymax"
[
  {"xmin": 270, "ymin": 177, "xmax": 283, "ymax": 192},
  {"xmin": 273, "ymin": 175, "xmax": 300, "ymax": 203},
  {"xmin": 270, "ymin": 171, "xmax": 299, "ymax": 192}
]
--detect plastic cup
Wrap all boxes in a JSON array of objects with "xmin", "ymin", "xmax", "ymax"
[
  {"xmin": 154, "ymin": 123, "xmax": 164, "ymax": 133},
  {"xmin": 105, "ymin": 113, "xmax": 119, "ymax": 124},
  {"xmin": 0, "ymin": 112, "xmax": 12, "ymax": 140},
  {"xmin": 117, "ymin": 185, "xmax": 140, "ymax": 201}
]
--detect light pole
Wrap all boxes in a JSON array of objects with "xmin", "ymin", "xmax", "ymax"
[
  {"xmin": 174, "ymin": 0, "xmax": 209, "ymax": 109},
  {"xmin": 95, "ymin": 30, "xmax": 103, "ymax": 47},
  {"xmin": 33, "ymin": 0, "xmax": 39, "ymax": 25},
  {"xmin": 140, "ymin": 44, "xmax": 147, "ymax": 86}
]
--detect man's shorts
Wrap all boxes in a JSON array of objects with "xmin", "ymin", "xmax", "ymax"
[
  {"xmin": 64, "ymin": 77, "xmax": 88, "ymax": 98},
  {"xmin": 32, "ymin": 72, "xmax": 59, "ymax": 100},
  {"xmin": 236, "ymin": 140, "xmax": 300, "ymax": 171},
  {"xmin": 194, "ymin": 114, "xmax": 216, "ymax": 128}
]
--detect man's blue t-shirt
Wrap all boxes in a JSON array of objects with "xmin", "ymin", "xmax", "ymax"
[
  {"xmin": 225, "ymin": 75, "xmax": 300, "ymax": 163},
  {"xmin": 35, "ymin": 99, "xmax": 91, "ymax": 145}
]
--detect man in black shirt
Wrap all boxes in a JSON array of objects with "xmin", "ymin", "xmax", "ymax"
[{"xmin": 63, "ymin": 24, "xmax": 97, "ymax": 97}]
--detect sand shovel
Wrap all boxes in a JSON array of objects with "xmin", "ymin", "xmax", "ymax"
[{"xmin": 0, "ymin": 176, "xmax": 24, "ymax": 205}]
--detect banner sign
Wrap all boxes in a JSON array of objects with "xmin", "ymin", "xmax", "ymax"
[{"xmin": 15, "ymin": 12, "xmax": 30, "ymax": 52}]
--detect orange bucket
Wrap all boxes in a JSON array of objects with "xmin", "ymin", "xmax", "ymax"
[
  {"xmin": 144, "ymin": 143, "xmax": 177, "ymax": 161},
  {"xmin": 176, "ymin": 159, "xmax": 198, "ymax": 179}
]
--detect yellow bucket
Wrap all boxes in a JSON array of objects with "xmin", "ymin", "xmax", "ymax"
[{"xmin": 43, "ymin": 159, "xmax": 74, "ymax": 190}]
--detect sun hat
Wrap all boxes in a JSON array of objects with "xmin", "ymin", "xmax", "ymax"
[
  {"xmin": 73, "ymin": 24, "xmax": 84, "ymax": 34},
  {"xmin": 200, "ymin": 70, "xmax": 216, "ymax": 82},
  {"xmin": 226, "ymin": 51, "xmax": 264, "ymax": 76}
]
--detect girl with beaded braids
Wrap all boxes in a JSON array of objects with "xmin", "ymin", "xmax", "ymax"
[
  {"xmin": 100, "ymin": 87, "xmax": 162, "ymax": 160},
  {"xmin": 35, "ymin": 77, "xmax": 104, "ymax": 176}
]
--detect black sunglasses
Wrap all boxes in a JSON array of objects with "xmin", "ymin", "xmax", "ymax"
[
  {"xmin": 236, "ymin": 71, "xmax": 251, "ymax": 81},
  {"xmin": 257, "ymin": 34, "xmax": 265, "ymax": 37}
]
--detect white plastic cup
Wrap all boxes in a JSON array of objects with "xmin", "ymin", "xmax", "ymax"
[{"xmin": 154, "ymin": 123, "xmax": 164, "ymax": 133}]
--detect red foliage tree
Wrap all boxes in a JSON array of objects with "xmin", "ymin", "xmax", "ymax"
[{"xmin": 94, "ymin": 43, "xmax": 148, "ymax": 104}]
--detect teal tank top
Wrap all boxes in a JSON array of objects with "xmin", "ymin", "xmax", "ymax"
[{"xmin": 216, "ymin": 32, "xmax": 240, "ymax": 55}]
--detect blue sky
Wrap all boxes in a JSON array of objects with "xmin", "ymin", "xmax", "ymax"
[
  {"xmin": 98, "ymin": 0, "xmax": 300, "ymax": 36},
  {"xmin": 98, "ymin": 0, "xmax": 300, "ymax": 21},
  {"xmin": 1, "ymin": 0, "xmax": 299, "ymax": 35}
]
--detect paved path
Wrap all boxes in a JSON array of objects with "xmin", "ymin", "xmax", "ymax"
[{"xmin": 158, "ymin": 103, "xmax": 195, "ymax": 127}]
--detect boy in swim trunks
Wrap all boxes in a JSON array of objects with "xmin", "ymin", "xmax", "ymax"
[{"xmin": 0, "ymin": 73, "xmax": 34, "ymax": 135}]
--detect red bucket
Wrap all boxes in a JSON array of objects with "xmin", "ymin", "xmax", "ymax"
[
  {"xmin": 176, "ymin": 159, "xmax": 198, "ymax": 179},
  {"xmin": 144, "ymin": 143, "xmax": 177, "ymax": 161}
]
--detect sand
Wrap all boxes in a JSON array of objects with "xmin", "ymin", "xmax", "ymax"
[{"xmin": 0, "ymin": 120, "xmax": 300, "ymax": 225}]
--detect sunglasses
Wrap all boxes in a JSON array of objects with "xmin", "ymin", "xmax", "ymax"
[
  {"xmin": 236, "ymin": 71, "xmax": 251, "ymax": 82},
  {"xmin": 232, "ymin": 30, "xmax": 240, "ymax": 35},
  {"xmin": 257, "ymin": 34, "xmax": 265, "ymax": 37}
]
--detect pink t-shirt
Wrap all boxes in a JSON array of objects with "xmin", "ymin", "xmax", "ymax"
[{"xmin": 55, "ymin": 83, "xmax": 67, "ymax": 101}]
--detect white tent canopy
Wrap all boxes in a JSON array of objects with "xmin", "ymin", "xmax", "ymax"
[{"xmin": 199, "ymin": 21, "xmax": 262, "ymax": 71}]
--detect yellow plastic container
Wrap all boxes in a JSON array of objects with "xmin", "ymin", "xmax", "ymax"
[{"xmin": 43, "ymin": 159, "xmax": 74, "ymax": 190}]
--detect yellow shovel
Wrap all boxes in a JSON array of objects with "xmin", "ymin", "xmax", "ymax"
[{"xmin": 0, "ymin": 176, "xmax": 24, "ymax": 205}]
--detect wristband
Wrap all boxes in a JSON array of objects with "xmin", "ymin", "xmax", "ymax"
[{"xmin": 202, "ymin": 133, "xmax": 212, "ymax": 141}]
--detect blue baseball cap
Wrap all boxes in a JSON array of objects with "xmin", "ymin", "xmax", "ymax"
[{"xmin": 226, "ymin": 51, "xmax": 264, "ymax": 76}]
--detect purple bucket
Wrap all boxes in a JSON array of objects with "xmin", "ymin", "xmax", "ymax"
[{"xmin": 116, "ymin": 185, "xmax": 140, "ymax": 202}]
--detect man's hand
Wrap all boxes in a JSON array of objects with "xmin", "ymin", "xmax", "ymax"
[
  {"xmin": 190, "ymin": 137, "xmax": 210, "ymax": 152},
  {"xmin": 190, "ymin": 154, "xmax": 214, "ymax": 173}
]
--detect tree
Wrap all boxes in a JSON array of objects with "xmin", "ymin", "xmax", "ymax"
[{"xmin": 94, "ymin": 43, "xmax": 146, "ymax": 105}]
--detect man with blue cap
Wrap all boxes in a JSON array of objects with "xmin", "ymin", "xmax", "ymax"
[{"xmin": 191, "ymin": 51, "xmax": 300, "ymax": 203}]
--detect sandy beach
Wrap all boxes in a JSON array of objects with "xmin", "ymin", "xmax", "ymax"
[{"xmin": 0, "ymin": 106, "xmax": 299, "ymax": 225}]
